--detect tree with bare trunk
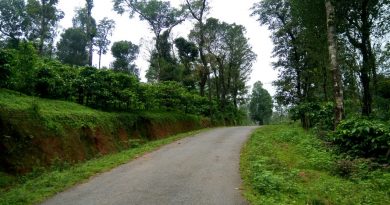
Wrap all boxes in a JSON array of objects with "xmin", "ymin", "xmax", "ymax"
[{"xmin": 325, "ymin": 0, "xmax": 344, "ymax": 128}]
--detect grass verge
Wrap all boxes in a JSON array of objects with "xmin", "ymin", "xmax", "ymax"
[
  {"xmin": 0, "ymin": 128, "xmax": 209, "ymax": 205},
  {"xmin": 240, "ymin": 124, "xmax": 390, "ymax": 205}
]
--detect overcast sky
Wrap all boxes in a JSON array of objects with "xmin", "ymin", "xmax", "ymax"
[{"xmin": 57, "ymin": 0, "xmax": 277, "ymax": 95}]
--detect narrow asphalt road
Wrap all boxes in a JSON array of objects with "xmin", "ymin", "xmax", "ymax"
[{"xmin": 41, "ymin": 126, "xmax": 257, "ymax": 205}]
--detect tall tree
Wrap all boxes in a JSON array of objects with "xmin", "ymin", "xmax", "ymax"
[
  {"xmin": 56, "ymin": 28, "xmax": 88, "ymax": 66},
  {"xmin": 252, "ymin": 0, "xmax": 308, "ymax": 117},
  {"xmin": 190, "ymin": 18, "xmax": 256, "ymax": 111},
  {"xmin": 73, "ymin": 0, "xmax": 96, "ymax": 66},
  {"xmin": 335, "ymin": 0, "xmax": 390, "ymax": 116},
  {"xmin": 94, "ymin": 17, "xmax": 115, "ymax": 68},
  {"xmin": 174, "ymin": 37, "xmax": 199, "ymax": 90},
  {"xmin": 0, "ymin": 0, "xmax": 29, "ymax": 46},
  {"xmin": 113, "ymin": 0, "xmax": 186, "ymax": 81},
  {"xmin": 184, "ymin": 0, "xmax": 209, "ymax": 96},
  {"xmin": 252, "ymin": 0, "xmax": 337, "ymax": 128},
  {"xmin": 25, "ymin": 0, "xmax": 64, "ymax": 56},
  {"xmin": 249, "ymin": 81, "xmax": 273, "ymax": 125},
  {"xmin": 111, "ymin": 40, "xmax": 139, "ymax": 76},
  {"xmin": 86, "ymin": 0, "xmax": 94, "ymax": 66},
  {"xmin": 325, "ymin": 0, "xmax": 344, "ymax": 127},
  {"xmin": 252, "ymin": 0, "xmax": 304, "ymax": 106},
  {"xmin": 146, "ymin": 31, "xmax": 180, "ymax": 82}
]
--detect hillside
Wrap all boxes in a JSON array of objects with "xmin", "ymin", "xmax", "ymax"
[{"xmin": 0, "ymin": 89, "xmax": 210, "ymax": 173}]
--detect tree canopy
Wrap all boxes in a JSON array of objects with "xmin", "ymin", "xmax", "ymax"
[
  {"xmin": 249, "ymin": 81, "xmax": 273, "ymax": 125},
  {"xmin": 111, "ymin": 40, "xmax": 140, "ymax": 76}
]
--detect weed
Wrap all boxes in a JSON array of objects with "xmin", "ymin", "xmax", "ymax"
[{"xmin": 333, "ymin": 159, "xmax": 356, "ymax": 177}]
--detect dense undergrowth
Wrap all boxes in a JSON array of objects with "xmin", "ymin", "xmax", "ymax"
[{"xmin": 241, "ymin": 125, "xmax": 390, "ymax": 205}]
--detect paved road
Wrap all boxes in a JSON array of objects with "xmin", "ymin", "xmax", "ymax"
[{"xmin": 41, "ymin": 126, "xmax": 257, "ymax": 205}]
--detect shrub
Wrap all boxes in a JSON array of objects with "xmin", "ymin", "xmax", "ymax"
[
  {"xmin": 333, "ymin": 118, "xmax": 390, "ymax": 161},
  {"xmin": 290, "ymin": 102, "xmax": 334, "ymax": 130},
  {"xmin": 333, "ymin": 159, "xmax": 357, "ymax": 177}
]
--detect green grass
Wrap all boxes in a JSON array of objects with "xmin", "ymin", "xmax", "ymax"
[
  {"xmin": 240, "ymin": 124, "xmax": 390, "ymax": 205},
  {"xmin": 0, "ymin": 89, "xmax": 100, "ymax": 114},
  {"xmin": 0, "ymin": 128, "xmax": 209, "ymax": 205}
]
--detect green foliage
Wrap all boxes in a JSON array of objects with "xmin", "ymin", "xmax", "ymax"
[
  {"xmin": 72, "ymin": 7, "xmax": 96, "ymax": 36},
  {"xmin": 146, "ymin": 31, "xmax": 181, "ymax": 82},
  {"xmin": 0, "ymin": 49, "xmax": 12, "ymax": 88},
  {"xmin": 25, "ymin": 0, "xmax": 63, "ymax": 55},
  {"xmin": 174, "ymin": 37, "xmax": 198, "ymax": 64},
  {"xmin": 249, "ymin": 81, "xmax": 273, "ymax": 125},
  {"xmin": 1, "ymin": 0, "xmax": 254, "ymax": 130},
  {"xmin": 0, "ymin": 0, "xmax": 29, "ymax": 45},
  {"xmin": 95, "ymin": 18, "xmax": 115, "ymax": 68},
  {"xmin": 374, "ymin": 76, "xmax": 390, "ymax": 120},
  {"xmin": 188, "ymin": 17, "xmax": 256, "ymax": 125},
  {"xmin": 7, "ymin": 42, "xmax": 39, "ymax": 94},
  {"xmin": 0, "ymin": 45, "xmax": 212, "ymax": 115},
  {"xmin": 0, "ymin": 44, "xmax": 156, "ymax": 113},
  {"xmin": 290, "ymin": 102, "xmax": 334, "ymax": 130},
  {"xmin": 32, "ymin": 63, "xmax": 73, "ymax": 99},
  {"xmin": 241, "ymin": 125, "xmax": 390, "ymax": 204},
  {"xmin": 181, "ymin": 91, "xmax": 210, "ymax": 116},
  {"xmin": 333, "ymin": 118, "xmax": 390, "ymax": 161},
  {"xmin": 252, "ymin": 0, "xmax": 331, "ymax": 110},
  {"xmin": 113, "ymin": 0, "xmax": 185, "ymax": 82},
  {"xmin": 56, "ymin": 28, "xmax": 88, "ymax": 66},
  {"xmin": 174, "ymin": 37, "xmax": 198, "ymax": 90},
  {"xmin": 153, "ymin": 81, "xmax": 186, "ymax": 110},
  {"xmin": 137, "ymin": 81, "xmax": 209, "ymax": 115},
  {"xmin": 111, "ymin": 40, "xmax": 139, "ymax": 76},
  {"xmin": 377, "ymin": 77, "xmax": 390, "ymax": 99}
]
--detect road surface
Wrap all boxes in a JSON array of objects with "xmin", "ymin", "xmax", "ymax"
[{"xmin": 41, "ymin": 126, "xmax": 257, "ymax": 205}]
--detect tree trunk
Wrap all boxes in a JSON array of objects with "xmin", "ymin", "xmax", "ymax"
[
  {"xmin": 360, "ymin": 0, "xmax": 374, "ymax": 116},
  {"xmin": 88, "ymin": 41, "xmax": 93, "ymax": 66},
  {"xmin": 87, "ymin": 0, "xmax": 93, "ymax": 66},
  {"xmin": 98, "ymin": 50, "xmax": 102, "ymax": 69},
  {"xmin": 322, "ymin": 65, "xmax": 329, "ymax": 101},
  {"xmin": 38, "ymin": 0, "xmax": 47, "ymax": 55},
  {"xmin": 185, "ymin": 0, "xmax": 208, "ymax": 97},
  {"xmin": 198, "ymin": 27, "xmax": 208, "ymax": 97},
  {"xmin": 325, "ymin": 0, "xmax": 344, "ymax": 128}
]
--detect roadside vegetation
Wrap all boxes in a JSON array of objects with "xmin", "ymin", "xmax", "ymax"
[
  {"xmin": 0, "ymin": 128, "xmax": 208, "ymax": 205},
  {"xmin": 241, "ymin": 125, "xmax": 390, "ymax": 205},
  {"xmin": 241, "ymin": 0, "xmax": 390, "ymax": 203}
]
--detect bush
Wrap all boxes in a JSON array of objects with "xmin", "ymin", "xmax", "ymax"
[
  {"xmin": 290, "ymin": 102, "xmax": 334, "ymax": 130},
  {"xmin": 333, "ymin": 118, "xmax": 390, "ymax": 161}
]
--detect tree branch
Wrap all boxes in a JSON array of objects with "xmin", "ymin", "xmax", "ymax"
[{"xmin": 345, "ymin": 30, "xmax": 363, "ymax": 49}]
